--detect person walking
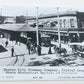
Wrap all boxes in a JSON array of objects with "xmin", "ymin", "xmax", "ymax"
[
  {"xmin": 26, "ymin": 39, "xmax": 31, "ymax": 54},
  {"xmin": 48, "ymin": 46, "xmax": 52, "ymax": 54},
  {"xmin": 15, "ymin": 40, "xmax": 18, "ymax": 45},
  {"xmin": 27, "ymin": 44, "xmax": 31, "ymax": 54},
  {"xmin": 5, "ymin": 40, "xmax": 8, "ymax": 47},
  {"xmin": 38, "ymin": 45, "xmax": 41, "ymax": 55},
  {"xmin": 11, "ymin": 46, "xmax": 14, "ymax": 57}
]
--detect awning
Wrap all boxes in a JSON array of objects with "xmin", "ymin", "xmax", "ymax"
[
  {"xmin": 17, "ymin": 24, "xmax": 36, "ymax": 32},
  {"xmin": 0, "ymin": 24, "xmax": 37, "ymax": 32}
]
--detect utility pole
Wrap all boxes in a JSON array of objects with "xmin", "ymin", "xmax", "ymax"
[
  {"xmin": 1, "ymin": 8, "xmax": 2, "ymax": 16},
  {"xmin": 26, "ymin": 8, "xmax": 28, "ymax": 24},
  {"xmin": 57, "ymin": 7, "xmax": 61, "ymax": 48},
  {"xmin": 36, "ymin": 7, "xmax": 39, "ymax": 55}
]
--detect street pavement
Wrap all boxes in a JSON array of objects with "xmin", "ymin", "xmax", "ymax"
[
  {"xmin": 0, "ymin": 38, "xmax": 58, "ymax": 66},
  {"xmin": 0, "ymin": 38, "xmax": 84, "ymax": 66}
]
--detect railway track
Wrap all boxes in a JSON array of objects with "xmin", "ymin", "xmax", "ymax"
[
  {"xmin": 14, "ymin": 54, "xmax": 25, "ymax": 66},
  {"xmin": 0, "ymin": 39, "xmax": 26, "ymax": 66}
]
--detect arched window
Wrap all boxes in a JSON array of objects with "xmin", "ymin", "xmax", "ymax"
[{"xmin": 70, "ymin": 19, "xmax": 74, "ymax": 27}]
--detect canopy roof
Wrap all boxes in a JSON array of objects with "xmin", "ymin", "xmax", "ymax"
[{"xmin": 0, "ymin": 24, "xmax": 37, "ymax": 32}]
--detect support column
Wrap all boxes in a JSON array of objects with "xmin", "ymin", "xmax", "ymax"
[
  {"xmin": 36, "ymin": 7, "xmax": 39, "ymax": 56},
  {"xmin": 57, "ymin": 7, "xmax": 61, "ymax": 48}
]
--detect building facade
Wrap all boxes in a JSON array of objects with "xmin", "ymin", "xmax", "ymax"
[{"xmin": 27, "ymin": 11, "xmax": 84, "ymax": 42}]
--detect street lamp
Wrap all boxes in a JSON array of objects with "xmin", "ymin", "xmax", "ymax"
[{"xmin": 57, "ymin": 7, "xmax": 61, "ymax": 49}]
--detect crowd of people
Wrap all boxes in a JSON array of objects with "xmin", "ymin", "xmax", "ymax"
[
  {"xmin": 3, "ymin": 36, "xmax": 42, "ymax": 57},
  {"xmin": 3, "ymin": 35, "xmax": 68, "ymax": 57},
  {"xmin": 26, "ymin": 38, "xmax": 40, "ymax": 55}
]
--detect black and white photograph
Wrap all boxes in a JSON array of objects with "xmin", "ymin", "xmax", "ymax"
[
  {"xmin": 0, "ymin": 0, "xmax": 84, "ymax": 81},
  {"xmin": 0, "ymin": 3, "xmax": 84, "ymax": 67}
]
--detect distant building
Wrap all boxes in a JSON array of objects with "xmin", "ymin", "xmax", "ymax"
[
  {"xmin": 26, "ymin": 11, "xmax": 82, "ymax": 28},
  {"xmin": 0, "ymin": 11, "xmax": 84, "ymax": 43},
  {"xmin": 3, "ymin": 17, "xmax": 16, "ymax": 24},
  {"xmin": 16, "ymin": 16, "xmax": 26, "ymax": 23},
  {"xmin": 0, "ymin": 16, "xmax": 5, "ymax": 24},
  {"xmin": 26, "ymin": 11, "xmax": 84, "ymax": 42}
]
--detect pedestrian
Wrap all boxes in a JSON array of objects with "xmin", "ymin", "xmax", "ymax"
[
  {"xmin": 5, "ymin": 40, "xmax": 8, "ymax": 47},
  {"xmin": 15, "ymin": 40, "xmax": 18, "ymax": 45},
  {"xmin": 33, "ymin": 43, "xmax": 36, "ymax": 53},
  {"xmin": 54, "ymin": 45, "xmax": 57, "ymax": 53},
  {"xmin": 48, "ymin": 46, "xmax": 52, "ymax": 54},
  {"xmin": 38, "ymin": 45, "xmax": 41, "ymax": 55},
  {"xmin": 27, "ymin": 45, "xmax": 31, "ymax": 54},
  {"xmin": 30, "ymin": 43, "xmax": 34, "ymax": 53},
  {"xmin": 26, "ymin": 40, "xmax": 31, "ymax": 54},
  {"xmin": 11, "ymin": 46, "xmax": 14, "ymax": 57}
]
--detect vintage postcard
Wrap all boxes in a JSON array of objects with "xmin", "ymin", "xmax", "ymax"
[{"xmin": 0, "ymin": 0, "xmax": 84, "ymax": 81}]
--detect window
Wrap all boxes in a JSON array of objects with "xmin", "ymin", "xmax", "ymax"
[
  {"xmin": 70, "ymin": 19, "xmax": 74, "ymax": 27},
  {"xmin": 59, "ymin": 20, "xmax": 62, "ymax": 28},
  {"xmin": 63, "ymin": 19, "xmax": 66, "ymax": 28},
  {"xmin": 81, "ymin": 22, "xmax": 84, "ymax": 28}
]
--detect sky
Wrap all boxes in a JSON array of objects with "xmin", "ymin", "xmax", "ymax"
[{"xmin": 0, "ymin": 0, "xmax": 84, "ymax": 16}]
